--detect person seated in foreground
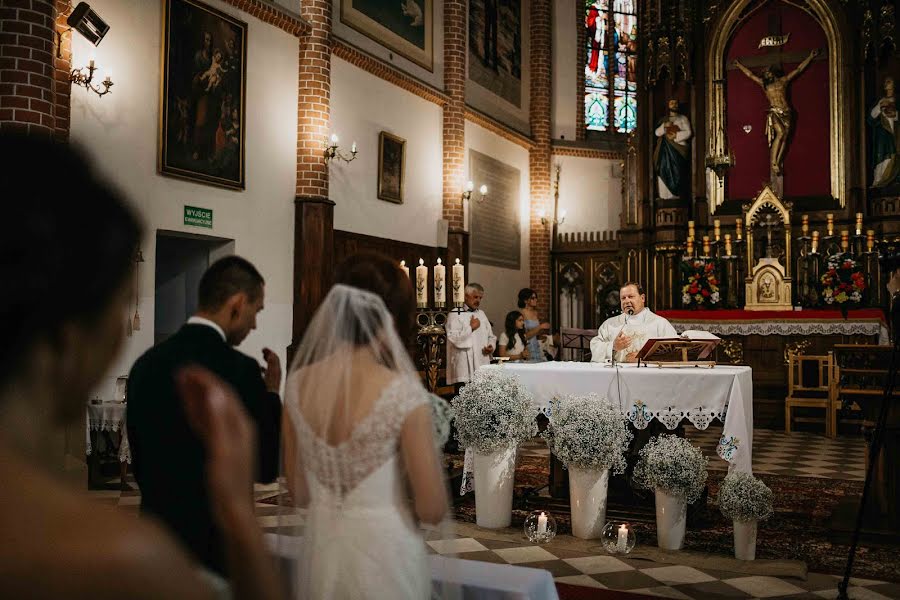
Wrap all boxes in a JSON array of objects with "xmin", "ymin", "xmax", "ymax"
[
  {"xmin": 590, "ymin": 282, "xmax": 677, "ymax": 363},
  {"xmin": 0, "ymin": 133, "xmax": 281, "ymax": 600}
]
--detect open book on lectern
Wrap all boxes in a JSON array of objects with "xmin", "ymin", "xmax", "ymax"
[{"xmin": 635, "ymin": 330, "xmax": 722, "ymax": 366}]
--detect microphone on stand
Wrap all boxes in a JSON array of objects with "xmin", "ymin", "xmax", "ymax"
[{"xmin": 610, "ymin": 307, "xmax": 635, "ymax": 367}]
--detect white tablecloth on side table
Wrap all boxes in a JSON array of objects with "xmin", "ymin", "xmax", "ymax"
[
  {"xmin": 85, "ymin": 401, "xmax": 131, "ymax": 464},
  {"xmin": 479, "ymin": 362, "xmax": 754, "ymax": 474}
]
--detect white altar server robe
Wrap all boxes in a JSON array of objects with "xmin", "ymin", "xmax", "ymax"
[
  {"xmin": 446, "ymin": 308, "xmax": 497, "ymax": 385},
  {"xmin": 590, "ymin": 308, "xmax": 677, "ymax": 363}
]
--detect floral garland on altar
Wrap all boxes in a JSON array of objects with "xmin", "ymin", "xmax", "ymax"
[
  {"xmin": 680, "ymin": 259, "xmax": 721, "ymax": 309},
  {"xmin": 820, "ymin": 252, "xmax": 866, "ymax": 313}
]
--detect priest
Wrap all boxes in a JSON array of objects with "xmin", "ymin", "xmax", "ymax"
[
  {"xmin": 590, "ymin": 282, "xmax": 676, "ymax": 363},
  {"xmin": 446, "ymin": 282, "xmax": 497, "ymax": 385}
]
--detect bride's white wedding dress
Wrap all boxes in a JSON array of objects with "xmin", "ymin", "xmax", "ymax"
[{"xmin": 291, "ymin": 376, "xmax": 431, "ymax": 599}]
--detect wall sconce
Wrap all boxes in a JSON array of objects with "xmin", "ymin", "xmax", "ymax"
[
  {"xmin": 539, "ymin": 208, "xmax": 567, "ymax": 228},
  {"xmin": 324, "ymin": 134, "xmax": 358, "ymax": 164},
  {"xmin": 70, "ymin": 58, "xmax": 113, "ymax": 98},
  {"xmin": 461, "ymin": 180, "xmax": 488, "ymax": 203}
]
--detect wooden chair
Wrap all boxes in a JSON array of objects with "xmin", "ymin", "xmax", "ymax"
[
  {"xmin": 559, "ymin": 327, "xmax": 597, "ymax": 362},
  {"xmin": 785, "ymin": 352, "xmax": 835, "ymax": 437}
]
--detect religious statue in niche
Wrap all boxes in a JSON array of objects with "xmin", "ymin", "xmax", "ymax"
[
  {"xmin": 653, "ymin": 99, "xmax": 692, "ymax": 199},
  {"xmin": 732, "ymin": 49, "xmax": 819, "ymax": 177},
  {"xmin": 869, "ymin": 75, "xmax": 900, "ymax": 188}
]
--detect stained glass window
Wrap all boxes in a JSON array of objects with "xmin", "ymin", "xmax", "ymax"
[{"xmin": 585, "ymin": 0, "xmax": 637, "ymax": 134}]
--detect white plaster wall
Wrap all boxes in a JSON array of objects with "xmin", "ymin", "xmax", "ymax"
[
  {"xmin": 69, "ymin": 0, "xmax": 299, "ymax": 400},
  {"xmin": 553, "ymin": 155, "xmax": 621, "ymax": 235},
  {"xmin": 552, "ymin": 0, "xmax": 577, "ymax": 141},
  {"xmin": 465, "ymin": 121, "xmax": 531, "ymax": 330},
  {"xmin": 330, "ymin": 0, "xmax": 444, "ymax": 90},
  {"xmin": 330, "ymin": 57, "xmax": 444, "ymax": 247}
]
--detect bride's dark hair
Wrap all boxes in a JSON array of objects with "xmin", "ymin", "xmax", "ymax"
[{"xmin": 333, "ymin": 253, "xmax": 416, "ymax": 345}]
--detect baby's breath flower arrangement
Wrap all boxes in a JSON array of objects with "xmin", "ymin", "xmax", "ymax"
[
  {"xmin": 543, "ymin": 394, "xmax": 633, "ymax": 473},
  {"xmin": 453, "ymin": 370, "xmax": 538, "ymax": 452},
  {"xmin": 718, "ymin": 472, "xmax": 774, "ymax": 523},
  {"xmin": 633, "ymin": 434, "xmax": 708, "ymax": 503}
]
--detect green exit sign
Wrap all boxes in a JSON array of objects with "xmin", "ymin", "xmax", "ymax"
[{"xmin": 184, "ymin": 205, "xmax": 213, "ymax": 228}]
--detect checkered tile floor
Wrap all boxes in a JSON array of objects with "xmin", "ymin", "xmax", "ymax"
[
  {"xmin": 88, "ymin": 427, "xmax": 889, "ymax": 599},
  {"xmin": 685, "ymin": 427, "xmax": 867, "ymax": 481}
]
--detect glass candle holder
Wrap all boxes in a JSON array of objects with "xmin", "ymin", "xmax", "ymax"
[
  {"xmin": 601, "ymin": 521, "xmax": 636, "ymax": 555},
  {"xmin": 524, "ymin": 510, "xmax": 557, "ymax": 544}
]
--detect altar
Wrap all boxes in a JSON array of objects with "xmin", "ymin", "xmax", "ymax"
[{"xmin": 480, "ymin": 362, "xmax": 754, "ymax": 474}]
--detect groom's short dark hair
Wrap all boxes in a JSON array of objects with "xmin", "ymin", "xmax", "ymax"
[{"xmin": 198, "ymin": 256, "xmax": 264, "ymax": 310}]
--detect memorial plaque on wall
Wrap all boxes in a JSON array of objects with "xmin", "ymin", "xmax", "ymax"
[{"xmin": 470, "ymin": 150, "xmax": 520, "ymax": 269}]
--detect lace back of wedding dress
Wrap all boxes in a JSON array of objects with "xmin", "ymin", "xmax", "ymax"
[{"xmin": 276, "ymin": 283, "xmax": 460, "ymax": 599}]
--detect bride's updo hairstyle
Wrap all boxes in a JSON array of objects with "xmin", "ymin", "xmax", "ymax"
[{"xmin": 333, "ymin": 253, "xmax": 416, "ymax": 346}]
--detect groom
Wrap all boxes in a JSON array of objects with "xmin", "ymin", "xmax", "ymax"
[{"xmin": 127, "ymin": 255, "xmax": 282, "ymax": 575}]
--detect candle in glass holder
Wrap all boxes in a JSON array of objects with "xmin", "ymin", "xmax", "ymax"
[
  {"xmin": 735, "ymin": 218, "xmax": 743, "ymax": 240},
  {"xmin": 867, "ymin": 229, "xmax": 876, "ymax": 251},
  {"xmin": 827, "ymin": 213, "xmax": 834, "ymax": 236},
  {"xmin": 433, "ymin": 258, "xmax": 445, "ymax": 305},
  {"xmin": 686, "ymin": 237, "xmax": 694, "ymax": 255},
  {"xmin": 724, "ymin": 233, "xmax": 732, "ymax": 256},
  {"xmin": 416, "ymin": 259, "xmax": 428, "ymax": 307},
  {"xmin": 713, "ymin": 219, "xmax": 721, "ymax": 241},
  {"xmin": 811, "ymin": 230, "xmax": 819, "ymax": 253},
  {"xmin": 537, "ymin": 512, "xmax": 548, "ymax": 535},
  {"xmin": 617, "ymin": 524, "xmax": 629, "ymax": 553},
  {"xmin": 702, "ymin": 236, "xmax": 711, "ymax": 256},
  {"xmin": 801, "ymin": 214, "xmax": 809, "ymax": 234},
  {"xmin": 840, "ymin": 230, "xmax": 849, "ymax": 251},
  {"xmin": 856, "ymin": 212, "xmax": 864, "ymax": 236},
  {"xmin": 452, "ymin": 258, "xmax": 465, "ymax": 305}
]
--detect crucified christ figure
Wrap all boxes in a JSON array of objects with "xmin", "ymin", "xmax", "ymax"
[{"xmin": 732, "ymin": 49, "xmax": 819, "ymax": 177}]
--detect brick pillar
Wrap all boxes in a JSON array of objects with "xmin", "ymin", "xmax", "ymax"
[
  {"xmin": 529, "ymin": 0, "xmax": 553, "ymax": 320},
  {"xmin": 52, "ymin": 0, "xmax": 72, "ymax": 141},
  {"xmin": 443, "ymin": 0, "xmax": 468, "ymax": 266},
  {"xmin": 290, "ymin": 0, "xmax": 334, "ymax": 352},
  {"xmin": 0, "ymin": 0, "xmax": 59, "ymax": 136}
]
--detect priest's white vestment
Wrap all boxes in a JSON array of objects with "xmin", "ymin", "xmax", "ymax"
[
  {"xmin": 589, "ymin": 308, "xmax": 677, "ymax": 363},
  {"xmin": 446, "ymin": 308, "xmax": 497, "ymax": 385}
]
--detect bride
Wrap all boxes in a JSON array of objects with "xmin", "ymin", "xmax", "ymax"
[{"xmin": 281, "ymin": 253, "xmax": 453, "ymax": 599}]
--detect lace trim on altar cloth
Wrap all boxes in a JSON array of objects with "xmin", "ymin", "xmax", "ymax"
[
  {"xmin": 85, "ymin": 407, "xmax": 131, "ymax": 463},
  {"xmin": 671, "ymin": 321, "xmax": 888, "ymax": 345},
  {"xmin": 292, "ymin": 376, "xmax": 429, "ymax": 498}
]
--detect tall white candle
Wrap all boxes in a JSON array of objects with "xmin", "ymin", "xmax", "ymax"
[
  {"xmin": 416, "ymin": 259, "xmax": 428, "ymax": 307},
  {"xmin": 537, "ymin": 512, "xmax": 548, "ymax": 535},
  {"xmin": 452, "ymin": 258, "xmax": 465, "ymax": 305},
  {"xmin": 434, "ymin": 258, "xmax": 445, "ymax": 304},
  {"xmin": 617, "ymin": 524, "xmax": 628, "ymax": 553},
  {"xmin": 399, "ymin": 260, "xmax": 409, "ymax": 278}
]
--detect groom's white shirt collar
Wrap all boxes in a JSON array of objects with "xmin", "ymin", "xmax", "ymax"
[{"xmin": 187, "ymin": 316, "xmax": 226, "ymax": 342}]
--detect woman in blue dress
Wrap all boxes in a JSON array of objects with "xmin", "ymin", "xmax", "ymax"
[{"xmin": 517, "ymin": 288, "xmax": 551, "ymax": 362}]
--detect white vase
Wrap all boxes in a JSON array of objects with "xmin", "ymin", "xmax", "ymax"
[
  {"xmin": 568, "ymin": 466, "xmax": 610, "ymax": 539},
  {"xmin": 473, "ymin": 445, "xmax": 518, "ymax": 529},
  {"xmin": 733, "ymin": 520, "xmax": 757, "ymax": 560},
  {"xmin": 654, "ymin": 489, "xmax": 687, "ymax": 550}
]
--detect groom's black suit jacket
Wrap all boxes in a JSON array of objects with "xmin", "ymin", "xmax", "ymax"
[{"xmin": 126, "ymin": 324, "xmax": 281, "ymax": 575}]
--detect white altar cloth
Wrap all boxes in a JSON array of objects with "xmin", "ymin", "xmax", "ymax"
[
  {"xmin": 479, "ymin": 362, "xmax": 754, "ymax": 474},
  {"xmin": 85, "ymin": 401, "xmax": 131, "ymax": 464}
]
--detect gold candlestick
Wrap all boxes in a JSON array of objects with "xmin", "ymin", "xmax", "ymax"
[
  {"xmin": 735, "ymin": 218, "xmax": 743, "ymax": 240},
  {"xmin": 724, "ymin": 233, "xmax": 732, "ymax": 256},
  {"xmin": 811, "ymin": 230, "xmax": 819, "ymax": 253},
  {"xmin": 840, "ymin": 230, "xmax": 849, "ymax": 251},
  {"xmin": 827, "ymin": 213, "xmax": 834, "ymax": 236},
  {"xmin": 702, "ymin": 235, "xmax": 711, "ymax": 256},
  {"xmin": 686, "ymin": 237, "xmax": 694, "ymax": 256},
  {"xmin": 713, "ymin": 219, "xmax": 721, "ymax": 241},
  {"xmin": 867, "ymin": 229, "xmax": 875, "ymax": 251},
  {"xmin": 855, "ymin": 212, "xmax": 863, "ymax": 236},
  {"xmin": 801, "ymin": 214, "xmax": 809, "ymax": 235}
]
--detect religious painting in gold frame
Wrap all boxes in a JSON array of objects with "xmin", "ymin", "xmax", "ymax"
[
  {"xmin": 341, "ymin": 0, "xmax": 433, "ymax": 71},
  {"xmin": 158, "ymin": 0, "xmax": 247, "ymax": 190},
  {"xmin": 377, "ymin": 131, "xmax": 405, "ymax": 204}
]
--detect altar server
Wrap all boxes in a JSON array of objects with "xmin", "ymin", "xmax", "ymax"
[
  {"xmin": 446, "ymin": 283, "xmax": 497, "ymax": 385},
  {"xmin": 590, "ymin": 282, "xmax": 676, "ymax": 363}
]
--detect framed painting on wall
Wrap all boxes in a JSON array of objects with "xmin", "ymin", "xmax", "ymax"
[
  {"xmin": 468, "ymin": 0, "xmax": 523, "ymax": 107},
  {"xmin": 341, "ymin": 0, "xmax": 433, "ymax": 71},
  {"xmin": 158, "ymin": 0, "xmax": 247, "ymax": 190},
  {"xmin": 378, "ymin": 131, "xmax": 405, "ymax": 204}
]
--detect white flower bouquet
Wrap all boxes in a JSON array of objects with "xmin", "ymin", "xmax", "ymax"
[
  {"xmin": 718, "ymin": 472, "xmax": 774, "ymax": 523},
  {"xmin": 633, "ymin": 434, "xmax": 708, "ymax": 503},
  {"xmin": 428, "ymin": 393, "xmax": 455, "ymax": 448},
  {"xmin": 543, "ymin": 394, "xmax": 633, "ymax": 473},
  {"xmin": 453, "ymin": 369, "xmax": 538, "ymax": 452}
]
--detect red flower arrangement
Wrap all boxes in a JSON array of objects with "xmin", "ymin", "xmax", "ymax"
[
  {"xmin": 820, "ymin": 253, "xmax": 865, "ymax": 315},
  {"xmin": 680, "ymin": 259, "xmax": 721, "ymax": 309}
]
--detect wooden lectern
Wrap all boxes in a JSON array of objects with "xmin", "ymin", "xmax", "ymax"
[{"xmin": 636, "ymin": 337, "xmax": 720, "ymax": 368}]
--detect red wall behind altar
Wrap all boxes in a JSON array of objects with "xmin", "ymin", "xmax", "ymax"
[{"xmin": 725, "ymin": 2, "xmax": 830, "ymax": 201}]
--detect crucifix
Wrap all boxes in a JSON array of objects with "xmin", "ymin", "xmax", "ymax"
[
  {"xmin": 728, "ymin": 7, "xmax": 821, "ymax": 191},
  {"xmin": 760, "ymin": 213, "xmax": 782, "ymax": 259}
]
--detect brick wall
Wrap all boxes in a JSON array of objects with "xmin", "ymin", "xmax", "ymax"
[
  {"xmin": 442, "ymin": 0, "xmax": 466, "ymax": 231},
  {"xmin": 52, "ymin": 0, "xmax": 71, "ymax": 141},
  {"xmin": 296, "ymin": 0, "xmax": 331, "ymax": 199},
  {"xmin": 0, "ymin": 0, "xmax": 60, "ymax": 137},
  {"xmin": 529, "ymin": 0, "xmax": 553, "ymax": 319}
]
